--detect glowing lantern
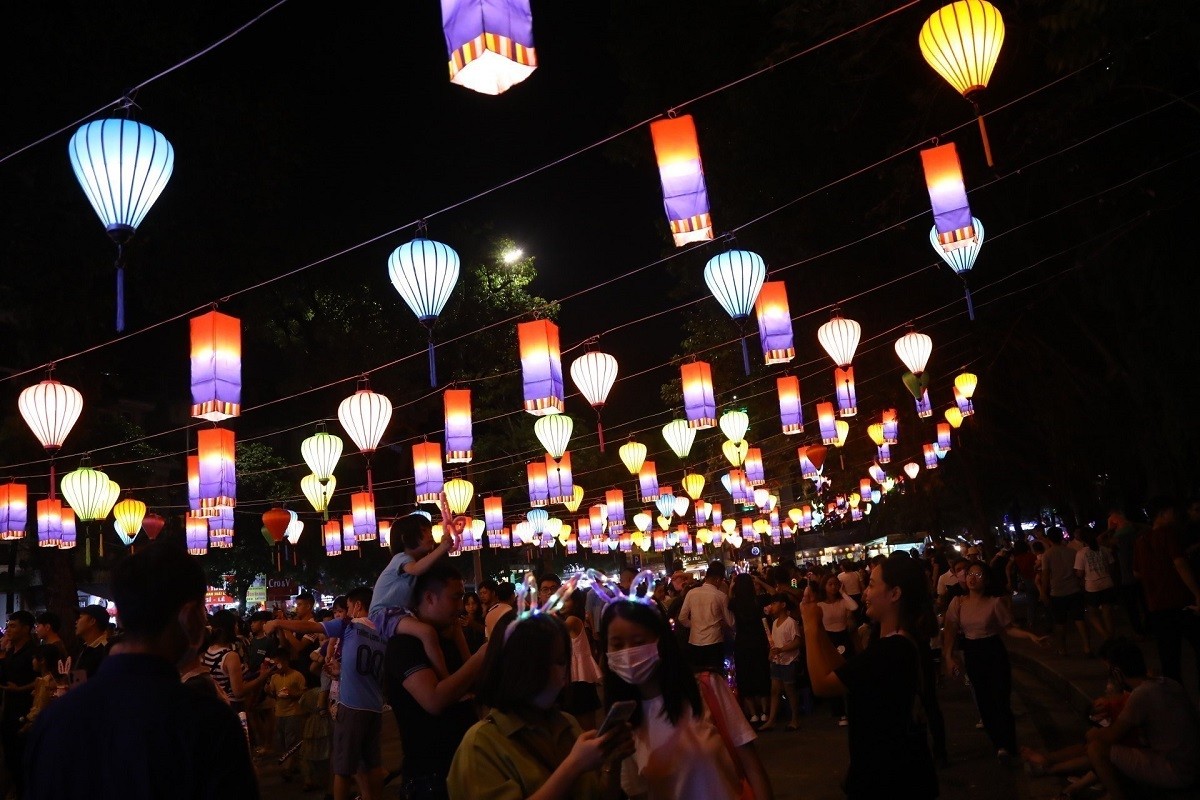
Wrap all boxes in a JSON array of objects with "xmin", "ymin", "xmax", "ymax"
[
  {"xmin": 351, "ymin": 492, "xmax": 378, "ymax": 540},
  {"xmin": 711, "ymin": 503, "xmax": 723, "ymax": 528},
  {"xmin": 848, "ymin": 493, "xmax": 861, "ymax": 509},
  {"xmin": 197, "ymin": 428, "xmax": 236, "ymax": 515},
  {"xmin": 744, "ymin": 448, "xmax": 765, "ymax": 486},
  {"xmin": 955, "ymin": 371, "xmax": 978, "ymax": 399},
  {"xmin": 545, "ymin": 453, "xmax": 574, "ymax": 505},
  {"xmin": 0, "ymin": 483, "xmax": 28, "ymax": 541},
  {"xmin": 755, "ymin": 281, "xmax": 795, "ymax": 364},
  {"xmin": 377, "ymin": 519, "xmax": 391, "ymax": 549},
  {"xmin": 544, "ymin": 517, "xmax": 564, "ymax": 542},
  {"xmin": 833, "ymin": 420, "xmax": 849, "ymax": 448},
  {"xmin": 903, "ymin": 462, "xmax": 921, "ymax": 481},
  {"xmin": 339, "ymin": 377, "xmax": 393, "ymax": 495},
  {"xmin": 695, "ymin": 500, "xmax": 711, "ymax": 525},
  {"xmin": 682, "ymin": 473, "xmax": 705, "ymax": 501},
  {"xmin": 860, "ymin": 478, "xmax": 874, "ymax": 499},
  {"xmin": 526, "ymin": 508, "xmax": 548, "ymax": 535},
  {"xmin": 753, "ymin": 488, "xmax": 770, "ymax": 510},
  {"xmin": 662, "ymin": 420, "xmax": 696, "ymax": 460},
  {"xmin": 882, "ymin": 408, "xmax": 899, "ymax": 444},
  {"xmin": 324, "ymin": 520, "xmax": 342, "ymax": 557},
  {"xmin": 36, "ymin": 499, "xmax": 63, "ymax": 548},
  {"xmin": 937, "ymin": 423, "xmax": 953, "ymax": 452},
  {"xmin": 141, "ymin": 512, "xmax": 165, "ymax": 542},
  {"xmin": 923, "ymin": 444, "xmax": 939, "ymax": 469},
  {"xmin": 301, "ymin": 424, "xmax": 342, "ymax": 486},
  {"xmin": 649, "ymin": 114, "xmax": 713, "ymax": 246},
  {"xmin": 919, "ymin": 0, "xmax": 1005, "ymax": 166},
  {"xmin": 931, "ymin": 217, "xmax": 984, "ymax": 319},
  {"xmin": 797, "ymin": 446, "xmax": 824, "ymax": 480},
  {"xmin": 916, "ymin": 388, "xmax": 933, "ymax": 418},
  {"xmin": 262, "ymin": 508, "xmax": 291, "ymax": 543},
  {"xmin": 207, "ymin": 508, "xmax": 234, "ymax": 548},
  {"xmin": 113, "ymin": 498, "xmax": 146, "ymax": 546},
  {"xmin": 526, "ymin": 461, "xmax": 549, "ymax": 508},
  {"xmin": 922, "ymin": 142, "xmax": 976, "ymax": 253},
  {"xmin": 722, "ymin": 439, "xmax": 748, "ymax": 468},
  {"xmin": 565, "ymin": 485, "xmax": 585, "ymax": 513},
  {"xmin": 896, "ymin": 329, "xmax": 933, "ymax": 376},
  {"xmin": 590, "ymin": 504, "xmax": 608, "ymax": 534},
  {"xmin": 777, "ymin": 376, "xmax": 804, "ymax": 435},
  {"xmin": 570, "ymin": 350, "xmax": 618, "ymax": 452},
  {"xmin": 681, "ymin": 361, "xmax": 717, "ymax": 429},
  {"xmin": 514, "ymin": 521, "xmax": 534, "ymax": 545},
  {"xmin": 619, "ymin": 440, "xmax": 647, "ymax": 474},
  {"xmin": 719, "ymin": 410, "xmax": 750, "ymax": 443},
  {"xmin": 818, "ymin": 312, "xmax": 861, "ymax": 368},
  {"xmin": 59, "ymin": 507, "xmax": 77, "ymax": 550},
  {"xmin": 530, "ymin": 414, "xmax": 571, "ymax": 459},
  {"xmin": 441, "ymin": 0, "xmax": 536, "ymax": 93},
  {"xmin": 444, "ymin": 389, "xmax": 474, "ymax": 463},
  {"xmin": 704, "ymin": 250, "xmax": 767, "ymax": 374},
  {"xmin": 954, "ymin": 385, "xmax": 975, "ymax": 417},
  {"xmin": 484, "ymin": 497, "xmax": 504, "ymax": 532},
  {"xmin": 186, "ymin": 516, "xmax": 208, "ymax": 555},
  {"xmin": 868, "ymin": 423, "xmax": 892, "ymax": 464},
  {"xmin": 389, "ymin": 237, "xmax": 461, "ymax": 386},
  {"xmin": 18, "ymin": 377, "xmax": 84, "ymax": 497},
  {"xmin": 869, "ymin": 463, "xmax": 887, "ymax": 483},
  {"xmin": 413, "ymin": 443, "xmax": 445, "ymax": 504},
  {"xmin": 577, "ymin": 517, "xmax": 592, "ymax": 546},
  {"xmin": 189, "ymin": 310, "xmax": 241, "ymax": 422},
  {"xmin": 655, "ymin": 493, "xmax": 675, "ymax": 519},
  {"xmin": 61, "ymin": 461, "xmax": 119, "ymax": 524},
  {"xmin": 68, "ymin": 118, "xmax": 175, "ymax": 331},
  {"xmin": 834, "ymin": 366, "xmax": 857, "ymax": 418},
  {"xmin": 518, "ymin": 320, "xmax": 565, "ymax": 416},
  {"xmin": 286, "ymin": 513, "xmax": 304, "ymax": 546},
  {"xmin": 817, "ymin": 402, "xmax": 838, "ymax": 445},
  {"xmin": 637, "ymin": 461, "xmax": 659, "ymax": 503},
  {"xmin": 674, "ymin": 496, "xmax": 690, "ymax": 517},
  {"xmin": 301, "ymin": 473, "xmax": 336, "ymax": 517}
]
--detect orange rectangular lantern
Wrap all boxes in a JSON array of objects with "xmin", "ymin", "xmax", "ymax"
[
  {"xmin": 527, "ymin": 461, "xmax": 549, "ymax": 507},
  {"xmin": 639, "ymin": 461, "xmax": 660, "ymax": 503},
  {"xmin": 817, "ymin": 401, "xmax": 838, "ymax": 445},
  {"xmin": 777, "ymin": 376, "xmax": 803, "ymax": 435},
  {"xmin": 518, "ymin": 320, "xmax": 565, "ymax": 416},
  {"xmin": 681, "ymin": 361, "xmax": 716, "ymax": 429},
  {"xmin": 484, "ymin": 496, "xmax": 504, "ymax": 532},
  {"xmin": 605, "ymin": 488, "xmax": 625, "ymax": 533},
  {"xmin": 351, "ymin": 491, "xmax": 377, "ymax": 541},
  {"xmin": 36, "ymin": 498, "xmax": 63, "ymax": 548},
  {"xmin": 754, "ymin": 282, "xmax": 795, "ymax": 365},
  {"xmin": 0, "ymin": 482, "xmax": 28, "ymax": 541},
  {"xmin": 197, "ymin": 427, "xmax": 236, "ymax": 515},
  {"xmin": 412, "ymin": 442, "xmax": 444, "ymax": 504},
  {"xmin": 834, "ymin": 366, "xmax": 857, "ymax": 418},
  {"xmin": 921, "ymin": 142, "xmax": 976, "ymax": 250},
  {"xmin": 190, "ymin": 310, "xmax": 242, "ymax": 422},
  {"xmin": 649, "ymin": 115, "xmax": 713, "ymax": 247},
  {"xmin": 324, "ymin": 520, "xmax": 343, "ymax": 556},
  {"xmin": 444, "ymin": 388, "xmax": 473, "ymax": 463}
]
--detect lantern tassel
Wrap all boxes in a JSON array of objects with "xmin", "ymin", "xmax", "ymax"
[
  {"xmin": 85, "ymin": 531, "xmax": 91, "ymax": 567},
  {"xmin": 973, "ymin": 101, "xmax": 995, "ymax": 168},
  {"xmin": 426, "ymin": 331, "xmax": 438, "ymax": 388},
  {"xmin": 964, "ymin": 281, "xmax": 976, "ymax": 321},
  {"xmin": 116, "ymin": 265, "xmax": 126, "ymax": 333},
  {"xmin": 595, "ymin": 412, "xmax": 606, "ymax": 453},
  {"xmin": 739, "ymin": 335, "xmax": 751, "ymax": 377}
]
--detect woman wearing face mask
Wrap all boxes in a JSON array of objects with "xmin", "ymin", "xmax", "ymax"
[
  {"xmin": 601, "ymin": 599, "xmax": 774, "ymax": 800},
  {"xmin": 448, "ymin": 611, "xmax": 632, "ymax": 799}
]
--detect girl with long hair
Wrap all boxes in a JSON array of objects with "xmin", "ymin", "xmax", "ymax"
[
  {"xmin": 817, "ymin": 574, "xmax": 857, "ymax": 726},
  {"xmin": 728, "ymin": 572, "xmax": 771, "ymax": 724}
]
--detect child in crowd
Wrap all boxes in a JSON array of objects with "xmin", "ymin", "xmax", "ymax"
[
  {"xmin": 761, "ymin": 593, "xmax": 802, "ymax": 731},
  {"xmin": 20, "ymin": 645, "xmax": 61, "ymax": 733},
  {"xmin": 267, "ymin": 657, "xmax": 308, "ymax": 781}
]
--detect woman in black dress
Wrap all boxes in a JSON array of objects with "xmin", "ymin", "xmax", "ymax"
[{"xmin": 729, "ymin": 572, "xmax": 770, "ymax": 724}]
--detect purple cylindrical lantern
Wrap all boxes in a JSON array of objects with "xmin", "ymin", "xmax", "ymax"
[
  {"xmin": 877, "ymin": 443, "xmax": 892, "ymax": 464},
  {"xmin": 527, "ymin": 461, "xmax": 549, "ymax": 508},
  {"xmin": 639, "ymin": 462, "xmax": 660, "ymax": 503},
  {"xmin": 650, "ymin": 115, "xmax": 713, "ymax": 247},
  {"xmin": 923, "ymin": 444, "xmax": 939, "ymax": 469},
  {"xmin": 545, "ymin": 453, "xmax": 573, "ymax": 505},
  {"xmin": 681, "ymin": 362, "xmax": 717, "ymax": 430},
  {"xmin": 922, "ymin": 142, "xmax": 976, "ymax": 250},
  {"xmin": 413, "ymin": 443, "xmax": 445, "ymax": 504},
  {"xmin": 834, "ymin": 366, "xmax": 857, "ymax": 418},
  {"xmin": 937, "ymin": 422, "xmax": 953, "ymax": 452},
  {"xmin": 484, "ymin": 496, "xmax": 503, "ymax": 532},
  {"xmin": 444, "ymin": 389, "xmax": 473, "ymax": 463},
  {"xmin": 754, "ymin": 281, "xmax": 795, "ymax": 365},
  {"xmin": 441, "ymin": 0, "xmax": 537, "ymax": 96},
  {"xmin": 605, "ymin": 488, "xmax": 625, "ymax": 533},
  {"xmin": 915, "ymin": 389, "xmax": 933, "ymax": 418},
  {"xmin": 882, "ymin": 408, "xmax": 899, "ymax": 445},
  {"xmin": 518, "ymin": 320, "xmax": 565, "ymax": 416},
  {"xmin": 777, "ymin": 376, "xmax": 804, "ymax": 435}
]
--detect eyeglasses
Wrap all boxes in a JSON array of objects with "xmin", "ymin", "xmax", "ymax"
[{"xmin": 966, "ymin": 572, "xmax": 984, "ymax": 579}]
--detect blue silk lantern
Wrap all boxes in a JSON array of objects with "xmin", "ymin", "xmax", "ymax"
[
  {"xmin": 190, "ymin": 311, "xmax": 241, "ymax": 422},
  {"xmin": 932, "ymin": 216, "xmax": 984, "ymax": 320},
  {"xmin": 527, "ymin": 461, "xmax": 549, "ymax": 508},
  {"xmin": 704, "ymin": 250, "xmax": 767, "ymax": 375},
  {"xmin": 639, "ymin": 462, "xmax": 660, "ymax": 504},
  {"xmin": 413, "ymin": 442, "xmax": 445, "ymax": 504},
  {"xmin": 755, "ymin": 281, "xmax": 795, "ymax": 365},
  {"xmin": 444, "ymin": 389, "xmax": 473, "ymax": 463},
  {"xmin": 545, "ymin": 453, "xmax": 574, "ymax": 505},
  {"xmin": 834, "ymin": 367, "xmax": 857, "ymax": 418},
  {"xmin": 681, "ymin": 362, "xmax": 717, "ymax": 429},
  {"xmin": 916, "ymin": 388, "xmax": 933, "ymax": 418},
  {"xmin": 871, "ymin": 490, "xmax": 882, "ymax": 504},
  {"xmin": 777, "ymin": 376, "xmax": 804, "ymax": 435},
  {"xmin": 441, "ymin": 0, "xmax": 537, "ymax": 96},
  {"xmin": 518, "ymin": 320, "xmax": 565, "ymax": 416},
  {"xmin": 389, "ymin": 238, "xmax": 461, "ymax": 386},
  {"xmin": 650, "ymin": 115, "xmax": 713, "ymax": 247},
  {"xmin": 197, "ymin": 428, "xmax": 236, "ymax": 515}
]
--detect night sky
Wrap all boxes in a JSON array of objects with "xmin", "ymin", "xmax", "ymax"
[{"xmin": 1, "ymin": 1, "xmax": 1197, "ymax": 543}]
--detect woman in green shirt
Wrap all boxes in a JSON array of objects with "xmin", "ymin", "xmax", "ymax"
[{"xmin": 448, "ymin": 611, "xmax": 631, "ymax": 799}]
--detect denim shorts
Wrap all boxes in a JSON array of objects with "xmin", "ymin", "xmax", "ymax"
[{"xmin": 770, "ymin": 662, "xmax": 796, "ymax": 682}]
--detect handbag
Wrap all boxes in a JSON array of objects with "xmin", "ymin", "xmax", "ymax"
[{"xmin": 695, "ymin": 672, "xmax": 756, "ymax": 800}]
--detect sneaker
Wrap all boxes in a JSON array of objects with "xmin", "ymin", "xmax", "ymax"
[
  {"xmin": 996, "ymin": 749, "xmax": 1012, "ymax": 767},
  {"xmin": 749, "ymin": 714, "xmax": 760, "ymax": 723},
  {"xmin": 975, "ymin": 720, "xmax": 984, "ymax": 729},
  {"xmin": 838, "ymin": 716, "xmax": 848, "ymax": 727}
]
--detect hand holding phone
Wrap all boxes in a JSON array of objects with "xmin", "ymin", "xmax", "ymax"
[{"xmin": 597, "ymin": 700, "xmax": 638, "ymax": 736}]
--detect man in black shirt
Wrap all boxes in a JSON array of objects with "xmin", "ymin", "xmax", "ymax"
[
  {"xmin": 1, "ymin": 610, "xmax": 37, "ymax": 797},
  {"xmin": 384, "ymin": 562, "xmax": 488, "ymax": 799},
  {"xmin": 72, "ymin": 604, "xmax": 112, "ymax": 684}
]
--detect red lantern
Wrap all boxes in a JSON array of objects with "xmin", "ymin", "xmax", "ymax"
[{"xmin": 142, "ymin": 512, "xmax": 166, "ymax": 541}]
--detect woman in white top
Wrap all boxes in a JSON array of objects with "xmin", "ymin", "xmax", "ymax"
[
  {"xmin": 559, "ymin": 588, "xmax": 603, "ymax": 730},
  {"xmin": 1073, "ymin": 527, "xmax": 1116, "ymax": 642},
  {"xmin": 601, "ymin": 598, "xmax": 774, "ymax": 800},
  {"xmin": 818, "ymin": 575, "xmax": 858, "ymax": 725}
]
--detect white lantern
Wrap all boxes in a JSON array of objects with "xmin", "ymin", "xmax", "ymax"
[
  {"xmin": 569, "ymin": 351, "xmax": 618, "ymax": 452},
  {"xmin": 718, "ymin": 410, "xmax": 750, "ymax": 443},
  {"xmin": 388, "ymin": 238, "xmax": 461, "ymax": 386},
  {"xmin": 895, "ymin": 330, "xmax": 933, "ymax": 376},
  {"xmin": 661, "ymin": 420, "xmax": 696, "ymax": 460},
  {"xmin": 301, "ymin": 424, "xmax": 343, "ymax": 483},
  {"xmin": 534, "ymin": 415, "xmax": 573, "ymax": 459},
  {"xmin": 338, "ymin": 379, "xmax": 393, "ymax": 454},
  {"xmin": 817, "ymin": 313, "xmax": 861, "ymax": 367}
]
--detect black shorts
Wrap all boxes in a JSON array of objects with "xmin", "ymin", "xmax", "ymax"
[
  {"xmin": 560, "ymin": 681, "xmax": 601, "ymax": 715},
  {"xmin": 1050, "ymin": 592, "xmax": 1085, "ymax": 623},
  {"xmin": 331, "ymin": 706, "xmax": 382, "ymax": 776},
  {"xmin": 1084, "ymin": 587, "xmax": 1116, "ymax": 608}
]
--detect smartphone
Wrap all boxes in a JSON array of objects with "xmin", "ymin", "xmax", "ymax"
[{"xmin": 596, "ymin": 700, "xmax": 638, "ymax": 736}]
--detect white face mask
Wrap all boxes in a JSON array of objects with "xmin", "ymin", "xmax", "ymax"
[{"xmin": 607, "ymin": 642, "xmax": 660, "ymax": 685}]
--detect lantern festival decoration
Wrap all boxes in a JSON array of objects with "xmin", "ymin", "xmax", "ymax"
[
  {"xmin": 931, "ymin": 217, "xmax": 984, "ymax": 320},
  {"xmin": 444, "ymin": 389, "xmax": 474, "ymax": 463},
  {"xmin": 518, "ymin": 320, "xmax": 565, "ymax": 416},
  {"xmin": 744, "ymin": 448, "xmax": 765, "ymax": 487},
  {"xmin": 937, "ymin": 423, "xmax": 953, "ymax": 452},
  {"xmin": 682, "ymin": 473, "xmax": 706, "ymax": 501},
  {"xmin": 286, "ymin": 513, "xmax": 304, "ymax": 546},
  {"xmin": 484, "ymin": 497, "xmax": 504, "ymax": 533},
  {"xmin": 36, "ymin": 499, "xmax": 64, "ymax": 548},
  {"xmin": 945, "ymin": 407, "xmax": 964, "ymax": 429},
  {"xmin": 919, "ymin": 0, "xmax": 1005, "ymax": 166},
  {"xmin": 656, "ymin": 492, "xmax": 675, "ymax": 520},
  {"xmin": 68, "ymin": 117, "xmax": 175, "ymax": 331},
  {"xmin": 545, "ymin": 454, "xmax": 574, "ymax": 505},
  {"xmin": 190, "ymin": 310, "xmax": 241, "ymax": 422},
  {"xmin": 639, "ymin": 462, "xmax": 660, "ymax": 503},
  {"xmin": 722, "ymin": 439, "xmax": 748, "ymax": 468},
  {"xmin": 576, "ymin": 517, "xmax": 592, "ymax": 547},
  {"xmin": 916, "ymin": 388, "xmax": 933, "ymax": 418},
  {"xmin": 605, "ymin": 489, "xmax": 625, "ymax": 532},
  {"xmin": 754, "ymin": 282, "xmax": 795, "ymax": 365},
  {"xmin": 197, "ymin": 428, "xmax": 236, "ymax": 515},
  {"xmin": 590, "ymin": 504, "xmax": 608, "ymax": 536},
  {"xmin": 534, "ymin": 415, "xmax": 572, "ymax": 459},
  {"xmin": 681, "ymin": 361, "xmax": 717, "ymax": 429},
  {"xmin": 954, "ymin": 385, "xmax": 975, "ymax": 417},
  {"xmin": 339, "ymin": 377, "xmax": 393, "ymax": 496},
  {"xmin": 301, "ymin": 423, "xmax": 342, "ymax": 485},
  {"xmin": 142, "ymin": 512, "xmax": 165, "ymax": 541},
  {"xmin": 868, "ymin": 423, "xmax": 892, "ymax": 464},
  {"xmin": 817, "ymin": 401, "xmax": 839, "ymax": 446},
  {"xmin": 719, "ymin": 410, "xmax": 750, "ymax": 443},
  {"xmin": 324, "ymin": 520, "xmax": 343, "ymax": 557},
  {"xmin": 113, "ymin": 498, "xmax": 146, "ymax": 547},
  {"xmin": 413, "ymin": 443, "xmax": 445, "ymax": 505},
  {"xmin": 351, "ymin": 492, "xmax": 378, "ymax": 540},
  {"xmin": 441, "ymin": 0, "xmax": 537, "ymax": 95},
  {"xmin": 798, "ymin": 445, "xmax": 827, "ymax": 480},
  {"xmin": 833, "ymin": 420, "xmax": 850, "ymax": 448},
  {"xmin": 57, "ymin": 507, "xmax": 77, "ymax": 550},
  {"xmin": 869, "ymin": 463, "xmax": 887, "ymax": 483},
  {"xmin": 662, "ymin": 420, "xmax": 696, "ymax": 460},
  {"xmin": 704, "ymin": 250, "xmax": 767, "ymax": 375},
  {"xmin": 860, "ymin": 478, "xmax": 874, "ymax": 500},
  {"xmin": 388, "ymin": 237, "xmax": 461, "ymax": 386},
  {"xmin": 695, "ymin": 500, "xmax": 711, "ymax": 525},
  {"xmin": 443, "ymin": 478, "xmax": 474, "ymax": 516},
  {"xmin": 564, "ymin": 485, "xmax": 585, "ymax": 514},
  {"xmin": 18, "ymin": 375, "xmax": 84, "ymax": 498},
  {"xmin": 818, "ymin": 311, "xmax": 861, "ymax": 418},
  {"xmin": 649, "ymin": 114, "xmax": 713, "ymax": 247},
  {"xmin": 777, "ymin": 376, "xmax": 804, "ymax": 434},
  {"xmin": 923, "ymin": 444, "xmax": 940, "ymax": 470},
  {"xmin": 301, "ymin": 473, "xmax": 336, "ymax": 519},
  {"xmin": 186, "ymin": 515, "xmax": 208, "ymax": 556},
  {"xmin": 527, "ymin": 461, "xmax": 549, "ymax": 507},
  {"xmin": 896, "ymin": 328, "xmax": 933, "ymax": 376},
  {"xmin": 208, "ymin": 509, "xmax": 234, "ymax": 549},
  {"xmin": 570, "ymin": 349, "xmax": 618, "ymax": 452},
  {"xmin": 0, "ymin": 483, "xmax": 28, "ymax": 541},
  {"xmin": 619, "ymin": 440, "xmax": 647, "ymax": 475},
  {"xmin": 882, "ymin": 408, "xmax": 899, "ymax": 445},
  {"xmin": 834, "ymin": 367, "xmax": 858, "ymax": 418},
  {"xmin": 955, "ymin": 371, "xmax": 977, "ymax": 415},
  {"xmin": 342, "ymin": 515, "xmax": 360, "ymax": 553}
]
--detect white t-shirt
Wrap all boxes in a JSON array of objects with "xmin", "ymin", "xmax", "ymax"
[
  {"xmin": 1073, "ymin": 547, "xmax": 1115, "ymax": 592},
  {"xmin": 621, "ymin": 681, "xmax": 754, "ymax": 800},
  {"xmin": 483, "ymin": 602, "xmax": 513, "ymax": 641},
  {"xmin": 770, "ymin": 616, "xmax": 800, "ymax": 665},
  {"xmin": 819, "ymin": 596, "xmax": 858, "ymax": 633},
  {"xmin": 838, "ymin": 571, "xmax": 863, "ymax": 596},
  {"xmin": 935, "ymin": 571, "xmax": 960, "ymax": 598}
]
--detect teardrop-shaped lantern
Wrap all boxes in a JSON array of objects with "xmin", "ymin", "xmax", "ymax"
[
  {"xmin": 673, "ymin": 496, "xmax": 690, "ymax": 518},
  {"xmin": 633, "ymin": 511, "xmax": 653, "ymax": 533},
  {"xmin": 534, "ymin": 415, "xmax": 573, "ymax": 459},
  {"xmin": 301, "ymin": 473, "xmax": 337, "ymax": 516},
  {"xmin": 570, "ymin": 350, "xmax": 618, "ymax": 452},
  {"xmin": 895, "ymin": 330, "xmax": 933, "ymax": 376},
  {"xmin": 301, "ymin": 424, "xmax": 343, "ymax": 484},
  {"xmin": 142, "ymin": 512, "xmax": 165, "ymax": 541},
  {"xmin": 931, "ymin": 216, "xmax": 984, "ymax": 319},
  {"xmin": 262, "ymin": 508, "xmax": 291, "ymax": 543},
  {"xmin": 19, "ymin": 377, "xmax": 84, "ymax": 497},
  {"xmin": 704, "ymin": 249, "xmax": 767, "ymax": 375},
  {"xmin": 285, "ymin": 513, "xmax": 304, "ymax": 545},
  {"xmin": 655, "ymin": 493, "xmax": 676, "ymax": 519},
  {"xmin": 112, "ymin": 498, "xmax": 146, "ymax": 541},
  {"xmin": 619, "ymin": 441, "xmax": 648, "ymax": 475},
  {"xmin": 338, "ymin": 378, "xmax": 393, "ymax": 455},
  {"xmin": 68, "ymin": 118, "xmax": 175, "ymax": 331},
  {"xmin": 662, "ymin": 420, "xmax": 696, "ymax": 460},
  {"xmin": 722, "ymin": 439, "xmax": 748, "ymax": 468},
  {"xmin": 388, "ymin": 238, "xmax": 461, "ymax": 386},
  {"xmin": 564, "ymin": 485, "xmax": 585, "ymax": 514},
  {"xmin": 444, "ymin": 478, "xmax": 475, "ymax": 515},
  {"xmin": 817, "ymin": 312, "xmax": 861, "ymax": 368},
  {"xmin": 719, "ymin": 410, "xmax": 750, "ymax": 443},
  {"xmin": 60, "ymin": 462, "xmax": 116, "ymax": 522},
  {"xmin": 681, "ymin": 473, "xmax": 706, "ymax": 501},
  {"xmin": 526, "ymin": 508, "xmax": 549, "ymax": 535},
  {"xmin": 904, "ymin": 462, "xmax": 921, "ymax": 480},
  {"xmin": 955, "ymin": 371, "xmax": 978, "ymax": 399},
  {"xmin": 945, "ymin": 407, "xmax": 964, "ymax": 428}
]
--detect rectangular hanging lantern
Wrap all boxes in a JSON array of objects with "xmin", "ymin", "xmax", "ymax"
[
  {"xmin": 444, "ymin": 389, "xmax": 474, "ymax": 463},
  {"xmin": 639, "ymin": 461, "xmax": 660, "ymax": 503},
  {"xmin": 351, "ymin": 491, "xmax": 377, "ymax": 540},
  {"xmin": 921, "ymin": 142, "xmax": 976, "ymax": 250},
  {"xmin": 834, "ymin": 367, "xmax": 857, "ymax": 418},
  {"xmin": 207, "ymin": 508, "xmax": 234, "ymax": 548},
  {"xmin": 937, "ymin": 422, "xmax": 953, "ymax": 452},
  {"xmin": 754, "ymin": 281, "xmax": 795, "ymax": 364},
  {"xmin": 744, "ymin": 448, "xmax": 765, "ymax": 486},
  {"xmin": 649, "ymin": 115, "xmax": 713, "ymax": 247},
  {"xmin": 527, "ymin": 461, "xmax": 549, "ymax": 507},
  {"xmin": 187, "ymin": 455, "xmax": 201, "ymax": 513},
  {"xmin": 605, "ymin": 488, "xmax": 625, "ymax": 532},
  {"xmin": 197, "ymin": 427, "xmax": 237, "ymax": 515},
  {"xmin": 923, "ymin": 443, "xmax": 939, "ymax": 469},
  {"xmin": 484, "ymin": 497, "xmax": 504, "ymax": 532},
  {"xmin": 882, "ymin": 408, "xmax": 899, "ymax": 444},
  {"xmin": 342, "ymin": 514, "xmax": 359, "ymax": 552},
  {"xmin": 860, "ymin": 478, "xmax": 873, "ymax": 499},
  {"xmin": 916, "ymin": 388, "xmax": 933, "ymax": 418},
  {"xmin": 190, "ymin": 310, "xmax": 242, "ymax": 422},
  {"xmin": 576, "ymin": 517, "xmax": 592, "ymax": 546},
  {"xmin": 679, "ymin": 526, "xmax": 693, "ymax": 553},
  {"xmin": 0, "ymin": 483, "xmax": 28, "ymax": 541},
  {"xmin": 58, "ymin": 507, "xmax": 77, "ymax": 550},
  {"xmin": 378, "ymin": 520, "xmax": 392, "ymax": 550},
  {"xmin": 36, "ymin": 499, "xmax": 63, "ymax": 548},
  {"xmin": 681, "ymin": 361, "xmax": 716, "ymax": 429},
  {"xmin": 954, "ymin": 386, "xmax": 975, "ymax": 417},
  {"xmin": 877, "ymin": 443, "xmax": 892, "ymax": 464},
  {"xmin": 324, "ymin": 520, "xmax": 342, "ymax": 557},
  {"xmin": 518, "ymin": 320, "xmax": 565, "ymax": 416},
  {"xmin": 545, "ymin": 453, "xmax": 574, "ymax": 505},
  {"xmin": 589, "ymin": 504, "xmax": 606, "ymax": 534},
  {"xmin": 442, "ymin": 0, "xmax": 537, "ymax": 96},
  {"xmin": 185, "ymin": 515, "xmax": 208, "ymax": 555},
  {"xmin": 777, "ymin": 376, "xmax": 804, "ymax": 434},
  {"xmin": 710, "ymin": 503, "xmax": 723, "ymax": 528},
  {"xmin": 412, "ymin": 443, "xmax": 445, "ymax": 504},
  {"xmin": 817, "ymin": 401, "xmax": 838, "ymax": 445}
]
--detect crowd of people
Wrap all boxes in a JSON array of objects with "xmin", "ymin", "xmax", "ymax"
[{"xmin": 2, "ymin": 495, "xmax": 1199, "ymax": 799}]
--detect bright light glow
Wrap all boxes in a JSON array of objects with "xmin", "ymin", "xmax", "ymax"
[{"xmin": 502, "ymin": 248, "xmax": 523, "ymax": 264}]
